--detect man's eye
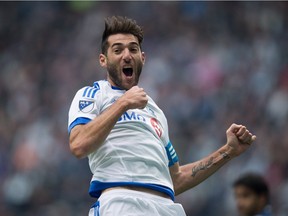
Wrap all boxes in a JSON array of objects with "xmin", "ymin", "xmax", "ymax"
[
  {"xmin": 130, "ymin": 47, "xmax": 139, "ymax": 53},
  {"xmin": 114, "ymin": 49, "xmax": 120, "ymax": 54}
]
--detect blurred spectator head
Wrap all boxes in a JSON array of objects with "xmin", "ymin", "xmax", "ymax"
[{"xmin": 233, "ymin": 173, "xmax": 270, "ymax": 216}]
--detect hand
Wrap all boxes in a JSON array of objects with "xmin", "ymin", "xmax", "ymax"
[
  {"xmin": 225, "ymin": 123, "xmax": 257, "ymax": 158},
  {"xmin": 120, "ymin": 86, "xmax": 148, "ymax": 110}
]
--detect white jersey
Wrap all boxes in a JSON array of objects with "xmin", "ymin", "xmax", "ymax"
[{"xmin": 68, "ymin": 80, "xmax": 179, "ymax": 200}]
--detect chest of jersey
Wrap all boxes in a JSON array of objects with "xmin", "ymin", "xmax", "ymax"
[
  {"xmin": 101, "ymin": 97, "xmax": 165, "ymax": 142},
  {"xmin": 117, "ymin": 107, "xmax": 163, "ymax": 139}
]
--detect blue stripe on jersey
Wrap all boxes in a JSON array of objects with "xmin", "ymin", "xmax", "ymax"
[
  {"xmin": 90, "ymin": 201, "xmax": 100, "ymax": 216},
  {"xmin": 165, "ymin": 141, "xmax": 179, "ymax": 167},
  {"xmin": 83, "ymin": 83, "xmax": 100, "ymax": 98},
  {"xmin": 87, "ymin": 88, "xmax": 93, "ymax": 97},
  {"xmin": 93, "ymin": 82, "xmax": 100, "ymax": 89},
  {"xmin": 91, "ymin": 89, "xmax": 98, "ymax": 98},
  {"xmin": 89, "ymin": 180, "xmax": 175, "ymax": 201},
  {"xmin": 68, "ymin": 117, "xmax": 91, "ymax": 134},
  {"xmin": 83, "ymin": 87, "xmax": 90, "ymax": 97}
]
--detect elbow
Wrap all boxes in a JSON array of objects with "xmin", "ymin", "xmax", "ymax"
[
  {"xmin": 174, "ymin": 188, "xmax": 180, "ymax": 196},
  {"xmin": 174, "ymin": 185, "xmax": 189, "ymax": 196},
  {"xmin": 174, "ymin": 184, "xmax": 184, "ymax": 196},
  {"xmin": 172, "ymin": 178, "xmax": 182, "ymax": 196},
  {"xmin": 172, "ymin": 171, "xmax": 189, "ymax": 196},
  {"xmin": 69, "ymin": 140, "xmax": 88, "ymax": 159},
  {"xmin": 69, "ymin": 126, "xmax": 91, "ymax": 159}
]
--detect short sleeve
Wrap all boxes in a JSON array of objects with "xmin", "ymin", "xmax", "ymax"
[
  {"xmin": 155, "ymin": 105, "xmax": 179, "ymax": 167},
  {"xmin": 165, "ymin": 141, "xmax": 179, "ymax": 167},
  {"xmin": 68, "ymin": 85, "xmax": 101, "ymax": 134}
]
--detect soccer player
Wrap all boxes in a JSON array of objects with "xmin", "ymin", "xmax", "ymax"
[
  {"xmin": 233, "ymin": 173, "xmax": 272, "ymax": 216},
  {"xmin": 68, "ymin": 16, "xmax": 257, "ymax": 215}
]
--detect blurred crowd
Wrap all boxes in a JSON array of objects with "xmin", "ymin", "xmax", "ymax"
[{"xmin": 0, "ymin": 2, "xmax": 287, "ymax": 216}]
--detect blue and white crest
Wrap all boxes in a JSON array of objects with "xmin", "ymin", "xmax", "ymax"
[{"xmin": 79, "ymin": 100, "xmax": 94, "ymax": 113}]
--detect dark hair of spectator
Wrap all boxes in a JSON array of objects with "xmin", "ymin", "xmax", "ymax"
[{"xmin": 233, "ymin": 173, "xmax": 270, "ymax": 202}]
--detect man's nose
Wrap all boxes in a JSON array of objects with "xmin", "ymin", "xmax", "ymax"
[{"xmin": 122, "ymin": 48, "xmax": 132, "ymax": 62}]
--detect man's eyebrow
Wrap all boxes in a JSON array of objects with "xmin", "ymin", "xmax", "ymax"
[
  {"xmin": 129, "ymin": 42, "xmax": 140, "ymax": 46},
  {"xmin": 111, "ymin": 43, "xmax": 123, "ymax": 48},
  {"xmin": 111, "ymin": 42, "xmax": 139, "ymax": 48}
]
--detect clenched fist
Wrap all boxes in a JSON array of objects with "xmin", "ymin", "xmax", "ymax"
[
  {"xmin": 119, "ymin": 86, "xmax": 148, "ymax": 110},
  {"xmin": 225, "ymin": 123, "xmax": 257, "ymax": 158}
]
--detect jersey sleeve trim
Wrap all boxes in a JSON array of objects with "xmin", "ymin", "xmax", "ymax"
[
  {"xmin": 68, "ymin": 117, "xmax": 92, "ymax": 134},
  {"xmin": 165, "ymin": 141, "xmax": 179, "ymax": 167}
]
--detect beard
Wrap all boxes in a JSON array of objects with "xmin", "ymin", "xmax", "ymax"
[{"xmin": 106, "ymin": 59, "xmax": 143, "ymax": 90}]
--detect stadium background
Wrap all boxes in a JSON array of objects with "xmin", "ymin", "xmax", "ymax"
[{"xmin": 0, "ymin": 2, "xmax": 287, "ymax": 215}]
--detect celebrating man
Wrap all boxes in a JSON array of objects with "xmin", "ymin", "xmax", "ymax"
[{"xmin": 68, "ymin": 16, "xmax": 256, "ymax": 215}]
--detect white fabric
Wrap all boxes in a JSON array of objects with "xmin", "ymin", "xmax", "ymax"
[{"xmin": 88, "ymin": 189, "xmax": 186, "ymax": 216}]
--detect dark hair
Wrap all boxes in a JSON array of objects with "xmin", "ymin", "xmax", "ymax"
[
  {"xmin": 101, "ymin": 16, "xmax": 144, "ymax": 55},
  {"xmin": 233, "ymin": 173, "xmax": 269, "ymax": 201}
]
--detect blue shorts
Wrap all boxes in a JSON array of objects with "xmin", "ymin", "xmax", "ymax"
[{"xmin": 88, "ymin": 189, "xmax": 186, "ymax": 216}]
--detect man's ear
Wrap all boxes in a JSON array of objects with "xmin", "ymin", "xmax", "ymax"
[
  {"xmin": 141, "ymin": 52, "xmax": 146, "ymax": 65},
  {"xmin": 99, "ymin": 54, "xmax": 107, "ymax": 67}
]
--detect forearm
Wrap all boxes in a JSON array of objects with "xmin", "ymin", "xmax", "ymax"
[
  {"xmin": 171, "ymin": 124, "xmax": 256, "ymax": 195},
  {"xmin": 69, "ymin": 99, "xmax": 128, "ymax": 158},
  {"xmin": 173, "ymin": 144, "xmax": 233, "ymax": 195}
]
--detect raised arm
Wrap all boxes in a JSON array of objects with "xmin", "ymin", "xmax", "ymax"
[
  {"xmin": 69, "ymin": 86, "xmax": 148, "ymax": 159},
  {"xmin": 170, "ymin": 124, "xmax": 256, "ymax": 195}
]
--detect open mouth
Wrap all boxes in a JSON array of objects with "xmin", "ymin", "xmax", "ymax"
[{"xmin": 122, "ymin": 67, "xmax": 133, "ymax": 77}]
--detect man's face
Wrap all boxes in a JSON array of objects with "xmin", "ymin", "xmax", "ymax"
[
  {"xmin": 99, "ymin": 33, "xmax": 145, "ymax": 90},
  {"xmin": 234, "ymin": 186, "xmax": 265, "ymax": 216}
]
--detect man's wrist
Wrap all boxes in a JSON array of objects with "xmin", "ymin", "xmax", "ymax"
[
  {"xmin": 220, "ymin": 151, "xmax": 230, "ymax": 160},
  {"xmin": 116, "ymin": 97, "xmax": 129, "ymax": 112},
  {"xmin": 221, "ymin": 144, "xmax": 237, "ymax": 159}
]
